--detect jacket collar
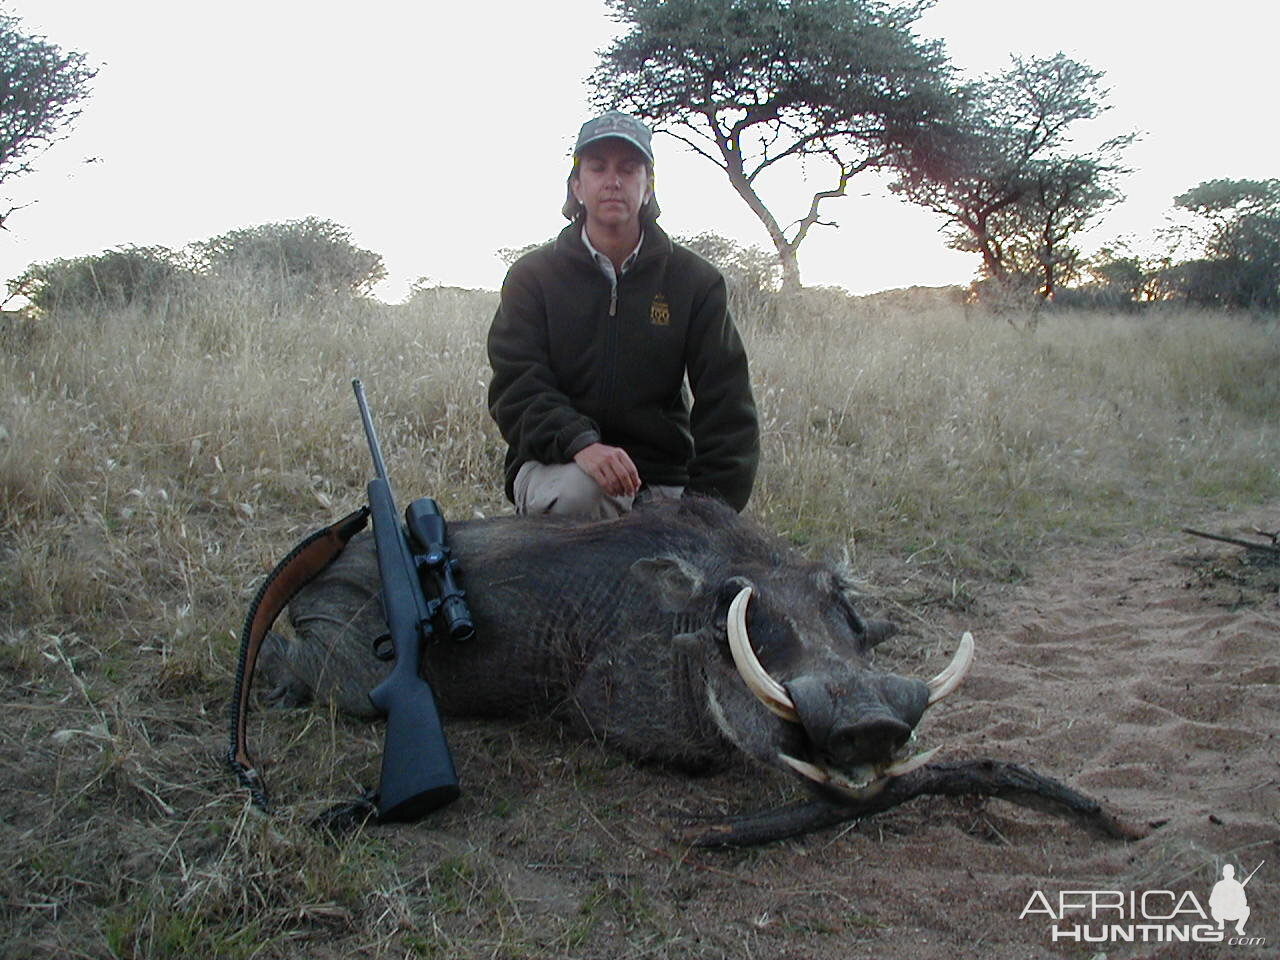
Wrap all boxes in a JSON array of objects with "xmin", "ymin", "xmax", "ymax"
[{"xmin": 555, "ymin": 219, "xmax": 672, "ymax": 270}]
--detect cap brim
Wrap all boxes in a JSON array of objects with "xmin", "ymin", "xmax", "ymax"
[{"xmin": 575, "ymin": 133, "xmax": 653, "ymax": 163}]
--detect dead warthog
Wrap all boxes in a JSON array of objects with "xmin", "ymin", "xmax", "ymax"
[{"xmin": 254, "ymin": 496, "xmax": 1142, "ymax": 845}]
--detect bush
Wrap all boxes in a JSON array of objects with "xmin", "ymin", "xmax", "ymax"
[
  {"xmin": 190, "ymin": 217, "xmax": 386, "ymax": 307},
  {"xmin": 1052, "ymin": 277, "xmax": 1142, "ymax": 311},
  {"xmin": 10, "ymin": 245, "xmax": 190, "ymax": 315},
  {"xmin": 1154, "ymin": 257, "xmax": 1278, "ymax": 311}
]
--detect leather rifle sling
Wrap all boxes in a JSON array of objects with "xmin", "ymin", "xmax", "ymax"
[{"xmin": 227, "ymin": 506, "xmax": 370, "ymax": 808}]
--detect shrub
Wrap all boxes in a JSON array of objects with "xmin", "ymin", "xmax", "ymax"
[
  {"xmin": 189, "ymin": 217, "xmax": 386, "ymax": 307},
  {"xmin": 10, "ymin": 245, "xmax": 190, "ymax": 315}
]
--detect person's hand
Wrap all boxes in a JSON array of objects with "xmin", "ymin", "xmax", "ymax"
[{"xmin": 573, "ymin": 443, "xmax": 641, "ymax": 498}]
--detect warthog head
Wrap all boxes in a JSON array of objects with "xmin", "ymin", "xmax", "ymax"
[{"xmin": 628, "ymin": 503, "xmax": 973, "ymax": 804}]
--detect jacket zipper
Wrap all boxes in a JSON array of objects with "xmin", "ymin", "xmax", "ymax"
[{"xmin": 603, "ymin": 275, "xmax": 620, "ymax": 415}]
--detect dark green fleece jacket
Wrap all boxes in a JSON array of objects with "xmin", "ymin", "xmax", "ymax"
[{"xmin": 487, "ymin": 221, "xmax": 759, "ymax": 511}]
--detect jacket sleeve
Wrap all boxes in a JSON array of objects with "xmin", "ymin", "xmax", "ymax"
[
  {"xmin": 487, "ymin": 259, "xmax": 600, "ymax": 466},
  {"xmin": 684, "ymin": 274, "xmax": 760, "ymax": 511}
]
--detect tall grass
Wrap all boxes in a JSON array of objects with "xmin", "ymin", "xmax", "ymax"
[
  {"xmin": 1, "ymin": 280, "xmax": 1276, "ymax": 957},
  {"xmin": 746, "ymin": 290, "xmax": 1278, "ymax": 571}
]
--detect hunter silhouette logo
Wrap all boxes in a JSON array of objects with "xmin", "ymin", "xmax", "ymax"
[
  {"xmin": 650, "ymin": 293, "xmax": 670, "ymax": 325},
  {"xmin": 1210, "ymin": 861, "xmax": 1263, "ymax": 936}
]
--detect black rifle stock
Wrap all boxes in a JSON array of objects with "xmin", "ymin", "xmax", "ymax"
[{"xmin": 354, "ymin": 379, "xmax": 460, "ymax": 821}]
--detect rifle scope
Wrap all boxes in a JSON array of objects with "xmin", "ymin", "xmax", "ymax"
[{"xmin": 405, "ymin": 497, "xmax": 475, "ymax": 643}]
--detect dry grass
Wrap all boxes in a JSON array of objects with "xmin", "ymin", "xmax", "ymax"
[
  {"xmin": 1, "ymin": 282, "xmax": 1277, "ymax": 958},
  {"xmin": 748, "ymin": 291, "xmax": 1278, "ymax": 571}
]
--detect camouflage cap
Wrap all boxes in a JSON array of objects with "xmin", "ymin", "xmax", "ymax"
[{"xmin": 574, "ymin": 110, "xmax": 654, "ymax": 162}]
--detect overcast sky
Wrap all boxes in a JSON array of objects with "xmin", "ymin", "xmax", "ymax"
[{"xmin": 2, "ymin": 0, "xmax": 1276, "ymax": 302}]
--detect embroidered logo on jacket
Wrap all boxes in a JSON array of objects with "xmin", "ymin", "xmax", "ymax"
[{"xmin": 650, "ymin": 293, "xmax": 670, "ymax": 326}]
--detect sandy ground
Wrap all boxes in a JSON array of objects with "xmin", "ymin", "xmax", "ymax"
[
  {"xmin": 830, "ymin": 513, "xmax": 1280, "ymax": 959},
  {"xmin": 412, "ymin": 507, "xmax": 1279, "ymax": 960}
]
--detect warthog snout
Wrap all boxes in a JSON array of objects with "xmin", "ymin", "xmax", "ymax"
[
  {"xmin": 786, "ymin": 673, "xmax": 929, "ymax": 768},
  {"xmin": 825, "ymin": 716, "xmax": 914, "ymax": 767}
]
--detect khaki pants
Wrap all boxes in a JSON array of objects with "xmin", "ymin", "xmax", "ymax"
[{"xmin": 513, "ymin": 461, "xmax": 683, "ymax": 520}]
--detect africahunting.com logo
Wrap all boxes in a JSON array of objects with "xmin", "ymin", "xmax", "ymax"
[{"xmin": 1020, "ymin": 860, "xmax": 1266, "ymax": 947}]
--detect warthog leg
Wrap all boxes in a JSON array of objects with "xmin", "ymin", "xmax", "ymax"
[{"xmin": 679, "ymin": 758, "xmax": 1156, "ymax": 847}]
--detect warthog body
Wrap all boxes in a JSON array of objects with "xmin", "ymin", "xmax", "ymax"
[
  {"xmin": 262, "ymin": 496, "xmax": 948, "ymax": 804},
  {"xmin": 252, "ymin": 496, "xmax": 1148, "ymax": 845}
]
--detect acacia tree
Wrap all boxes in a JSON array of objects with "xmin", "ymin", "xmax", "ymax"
[
  {"xmin": 0, "ymin": 12, "xmax": 96, "ymax": 229},
  {"xmin": 998, "ymin": 152, "xmax": 1126, "ymax": 300},
  {"xmin": 590, "ymin": 0, "xmax": 959, "ymax": 290},
  {"xmin": 893, "ymin": 54, "xmax": 1129, "ymax": 299},
  {"xmin": 1160, "ymin": 179, "xmax": 1280, "ymax": 309}
]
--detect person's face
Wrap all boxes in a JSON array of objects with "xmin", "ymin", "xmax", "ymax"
[{"xmin": 571, "ymin": 139, "xmax": 652, "ymax": 232}]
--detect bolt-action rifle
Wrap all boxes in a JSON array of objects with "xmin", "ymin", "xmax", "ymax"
[
  {"xmin": 354, "ymin": 377, "xmax": 472, "ymax": 821},
  {"xmin": 227, "ymin": 380, "xmax": 472, "ymax": 823}
]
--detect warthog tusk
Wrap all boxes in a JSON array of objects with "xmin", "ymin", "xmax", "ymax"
[
  {"xmin": 727, "ymin": 586, "xmax": 801, "ymax": 723},
  {"xmin": 926, "ymin": 631, "xmax": 975, "ymax": 706},
  {"xmin": 779, "ymin": 753, "xmax": 829, "ymax": 784},
  {"xmin": 883, "ymin": 745, "xmax": 940, "ymax": 777},
  {"xmin": 780, "ymin": 745, "xmax": 941, "ymax": 803}
]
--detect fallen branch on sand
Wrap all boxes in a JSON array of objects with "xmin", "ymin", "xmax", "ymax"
[
  {"xmin": 1183, "ymin": 527, "xmax": 1280, "ymax": 558},
  {"xmin": 680, "ymin": 759, "xmax": 1156, "ymax": 847}
]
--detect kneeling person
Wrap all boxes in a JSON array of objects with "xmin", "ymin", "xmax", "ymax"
[{"xmin": 487, "ymin": 110, "xmax": 759, "ymax": 519}]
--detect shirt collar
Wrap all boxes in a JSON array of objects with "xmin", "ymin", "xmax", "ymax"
[{"xmin": 580, "ymin": 226, "xmax": 644, "ymax": 279}]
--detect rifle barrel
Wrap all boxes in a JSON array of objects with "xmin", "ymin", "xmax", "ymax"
[{"xmin": 353, "ymin": 379, "xmax": 390, "ymax": 484}]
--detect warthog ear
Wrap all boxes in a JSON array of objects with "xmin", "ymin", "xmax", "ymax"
[
  {"xmin": 630, "ymin": 554, "xmax": 706, "ymax": 612},
  {"xmin": 863, "ymin": 618, "xmax": 899, "ymax": 647}
]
